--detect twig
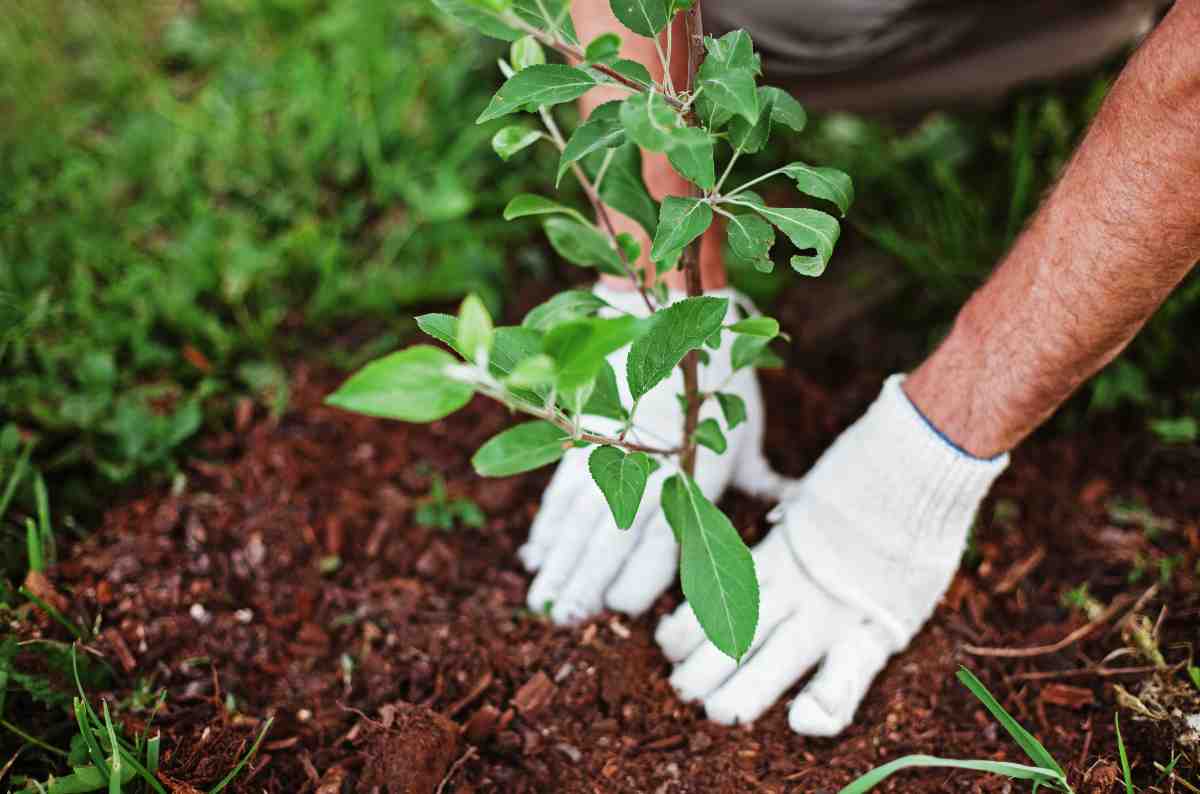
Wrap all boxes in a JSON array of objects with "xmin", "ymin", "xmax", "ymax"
[
  {"xmin": 677, "ymin": 2, "xmax": 706, "ymax": 477},
  {"xmin": 1009, "ymin": 663, "xmax": 1173, "ymax": 683},
  {"xmin": 505, "ymin": 16, "xmax": 685, "ymax": 109},
  {"xmin": 478, "ymin": 385, "xmax": 678, "ymax": 456},
  {"xmin": 963, "ymin": 587, "xmax": 1152, "ymax": 658},
  {"xmin": 538, "ymin": 106, "xmax": 655, "ymax": 312},
  {"xmin": 436, "ymin": 747, "xmax": 477, "ymax": 794},
  {"xmin": 0, "ymin": 719, "xmax": 68, "ymax": 758}
]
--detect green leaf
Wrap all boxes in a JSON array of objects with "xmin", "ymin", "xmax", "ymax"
[
  {"xmin": 730, "ymin": 334, "xmax": 770, "ymax": 371},
  {"xmin": 608, "ymin": 0, "xmax": 670, "ymax": 37},
  {"xmin": 582, "ymin": 360, "xmax": 629, "ymax": 420},
  {"xmin": 694, "ymin": 418, "xmax": 726, "ymax": 453},
  {"xmin": 665, "ymin": 127, "xmax": 716, "ymax": 190},
  {"xmin": 477, "ymin": 64, "xmax": 597, "ymax": 123},
  {"xmin": 620, "ymin": 91, "xmax": 680, "ymax": 152},
  {"xmin": 626, "ymin": 295, "xmax": 728, "ymax": 399},
  {"xmin": 735, "ymin": 202, "xmax": 840, "ymax": 277},
  {"xmin": 609, "ymin": 58, "xmax": 653, "ymax": 86},
  {"xmin": 589, "ymin": 144, "xmax": 658, "ymax": 236},
  {"xmin": 492, "ymin": 126, "xmax": 542, "ymax": 160},
  {"xmin": 522, "ymin": 290, "xmax": 611, "ymax": 331},
  {"xmin": 715, "ymin": 392, "xmax": 746, "ymax": 429},
  {"xmin": 728, "ymin": 317, "xmax": 778, "ymax": 337},
  {"xmin": 472, "ymin": 421, "xmax": 571, "ymax": 476},
  {"xmin": 781, "ymin": 163, "xmax": 855, "ymax": 216},
  {"xmin": 513, "ymin": 0, "xmax": 578, "ymax": 44},
  {"xmin": 543, "ymin": 217, "xmax": 625, "ymax": 275},
  {"xmin": 506, "ymin": 353, "xmax": 557, "ymax": 390},
  {"xmin": 510, "ymin": 35, "xmax": 546, "ymax": 69},
  {"xmin": 727, "ymin": 87, "xmax": 774, "ymax": 154},
  {"xmin": 416, "ymin": 315, "xmax": 544, "ymax": 384},
  {"xmin": 650, "ymin": 197, "xmax": 712, "ymax": 264},
  {"xmin": 559, "ymin": 101, "xmax": 626, "ymax": 186},
  {"xmin": 456, "ymin": 294, "xmax": 494, "ymax": 362},
  {"xmin": 724, "ymin": 211, "xmax": 774, "ymax": 273},
  {"xmin": 698, "ymin": 66, "xmax": 758, "ymax": 125},
  {"xmin": 504, "ymin": 194, "xmax": 590, "ymax": 225},
  {"xmin": 588, "ymin": 446, "xmax": 652, "ymax": 529},
  {"xmin": 702, "ymin": 30, "xmax": 760, "ymax": 73},
  {"xmin": 838, "ymin": 756, "xmax": 1067, "ymax": 794},
  {"xmin": 585, "ymin": 32, "xmax": 622, "ymax": 63},
  {"xmin": 432, "ymin": 0, "xmax": 521, "ymax": 41},
  {"xmin": 956, "ymin": 667, "xmax": 1066, "ymax": 778},
  {"xmin": 762, "ymin": 87, "xmax": 806, "ymax": 131},
  {"xmin": 544, "ymin": 315, "xmax": 647, "ymax": 391},
  {"xmin": 327, "ymin": 346, "xmax": 473, "ymax": 422},
  {"xmin": 662, "ymin": 474, "xmax": 758, "ymax": 660}
]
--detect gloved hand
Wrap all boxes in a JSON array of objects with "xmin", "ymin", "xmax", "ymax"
[
  {"xmin": 519, "ymin": 283, "xmax": 788, "ymax": 625},
  {"xmin": 656, "ymin": 375, "xmax": 1008, "ymax": 735}
]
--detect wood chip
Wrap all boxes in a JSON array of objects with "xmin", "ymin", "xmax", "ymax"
[
  {"xmin": 993, "ymin": 546, "xmax": 1046, "ymax": 594},
  {"xmin": 462, "ymin": 704, "xmax": 501, "ymax": 743},
  {"xmin": 1040, "ymin": 683, "xmax": 1095, "ymax": 710},
  {"xmin": 640, "ymin": 734, "xmax": 684, "ymax": 752},
  {"xmin": 511, "ymin": 672, "xmax": 556, "ymax": 717}
]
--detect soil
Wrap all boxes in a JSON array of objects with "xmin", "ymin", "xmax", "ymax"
[{"xmin": 11, "ymin": 282, "xmax": 1200, "ymax": 793}]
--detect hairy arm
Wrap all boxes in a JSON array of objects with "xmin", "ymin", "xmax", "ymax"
[{"xmin": 906, "ymin": 0, "xmax": 1200, "ymax": 458}]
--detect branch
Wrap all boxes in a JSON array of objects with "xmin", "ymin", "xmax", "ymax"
[
  {"xmin": 678, "ymin": 2, "xmax": 706, "ymax": 477},
  {"xmin": 505, "ymin": 15, "xmax": 686, "ymax": 109},
  {"xmin": 478, "ymin": 384, "xmax": 678, "ymax": 457},
  {"xmin": 537, "ymin": 106, "xmax": 656, "ymax": 313}
]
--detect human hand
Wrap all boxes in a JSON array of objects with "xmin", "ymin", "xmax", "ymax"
[
  {"xmin": 518, "ymin": 283, "xmax": 787, "ymax": 625},
  {"xmin": 656, "ymin": 375, "xmax": 1009, "ymax": 735}
]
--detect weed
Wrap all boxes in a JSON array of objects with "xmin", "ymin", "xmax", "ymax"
[{"xmin": 414, "ymin": 474, "xmax": 486, "ymax": 532}]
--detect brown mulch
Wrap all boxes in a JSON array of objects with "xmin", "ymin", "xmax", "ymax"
[{"xmin": 13, "ymin": 289, "xmax": 1200, "ymax": 793}]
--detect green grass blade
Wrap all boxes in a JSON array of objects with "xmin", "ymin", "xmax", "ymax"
[
  {"xmin": 956, "ymin": 667, "xmax": 1065, "ymax": 777},
  {"xmin": 1115, "ymin": 713, "xmax": 1134, "ymax": 794},
  {"xmin": 0, "ymin": 439, "xmax": 32, "ymax": 522},
  {"xmin": 26, "ymin": 517, "xmax": 44, "ymax": 573},
  {"xmin": 21, "ymin": 586, "xmax": 84, "ymax": 640},
  {"xmin": 207, "ymin": 717, "xmax": 273, "ymax": 794},
  {"xmin": 34, "ymin": 472, "xmax": 55, "ymax": 566},
  {"xmin": 146, "ymin": 733, "xmax": 160, "ymax": 776},
  {"xmin": 102, "ymin": 701, "xmax": 122, "ymax": 794},
  {"xmin": 839, "ymin": 755, "xmax": 1066, "ymax": 794}
]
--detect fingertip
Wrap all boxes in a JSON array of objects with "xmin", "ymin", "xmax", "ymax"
[{"xmin": 788, "ymin": 693, "xmax": 846, "ymax": 737}]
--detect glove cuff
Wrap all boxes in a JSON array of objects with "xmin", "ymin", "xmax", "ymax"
[{"xmin": 780, "ymin": 374, "xmax": 1008, "ymax": 649}]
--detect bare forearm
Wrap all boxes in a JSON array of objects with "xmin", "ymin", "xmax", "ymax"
[{"xmin": 907, "ymin": 1, "xmax": 1200, "ymax": 458}]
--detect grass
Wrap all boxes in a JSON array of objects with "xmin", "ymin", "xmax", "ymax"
[
  {"xmin": 1, "ymin": 1, "xmax": 1196, "ymax": 788},
  {"xmin": 840, "ymin": 668, "xmax": 1074, "ymax": 793}
]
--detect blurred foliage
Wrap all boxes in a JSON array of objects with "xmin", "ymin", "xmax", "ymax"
[
  {"xmin": 0, "ymin": 0, "xmax": 557, "ymax": 514},
  {"xmin": 781, "ymin": 74, "xmax": 1199, "ymax": 420}
]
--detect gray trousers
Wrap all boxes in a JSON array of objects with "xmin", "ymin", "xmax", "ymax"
[{"xmin": 704, "ymin": 0, "xmax": 1171, "ymax": 113}]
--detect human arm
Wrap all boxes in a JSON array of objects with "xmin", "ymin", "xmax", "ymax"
[
  {"xmin": 659, "ymin": 0, "xmax": 1200, "ymax": 735},
  {"xmin": 906, "ymin": 0, "xmax": 1200, "ymax": 457}
]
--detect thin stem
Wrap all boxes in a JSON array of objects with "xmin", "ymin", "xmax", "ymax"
[
  {"xmin": 0, "ymin": 719, "xmax": 68, "ymax": 758},
  {"xmin": 538, "ymin": 106, "xmax": 656, "ymax": 312},
  {"xmin": 503, "ymin": 14, "xmax": 685, "ymax": 109},
  {"xmin": 592, "ymin": 148, "xmax": 616, "ymax": 193},
  {"xmin": 722, "ymin": 166, "xmax": 787, "ymax": 200},
  {"xmin": 678, "ymin": 2, "xmax": 705, "ymax": 477},
  {"xmin": 712, "ymin": 147, "xmax": 743, "ymax": 196},
  {"xmin": 479, "ymin": 384, "xmax": 678, "ymax": 456},
  {"xmin": 654, "ymin": 34, "xmax": 674, "ymax": 95}
]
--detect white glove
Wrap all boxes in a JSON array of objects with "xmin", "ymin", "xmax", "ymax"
[
  {"xmin": 519, "ymin": 283, "xmax": 787, "ymax": 625},
  {"xmin": 656, "ymin": 374, "xmax": 1008, "ymax": 736}
]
